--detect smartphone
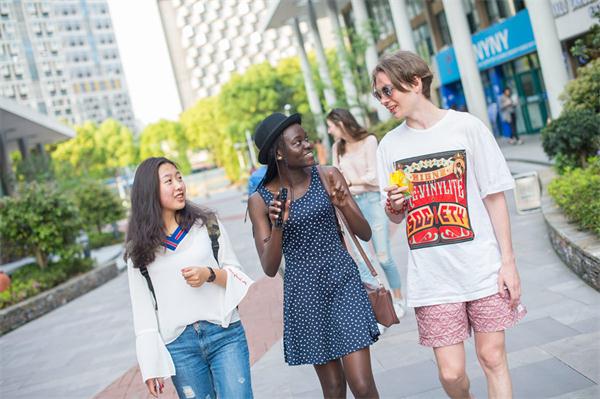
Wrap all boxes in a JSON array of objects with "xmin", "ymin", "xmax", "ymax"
[{"xmin": 275, "ymin": 187, "xmax": 288, "ymax": 228}]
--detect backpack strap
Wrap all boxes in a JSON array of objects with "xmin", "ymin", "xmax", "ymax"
[
  {"xmin": 139, "ymin": 265, "xmax": 158, "ymax": 311},
  {"xmin": 206, "ymin": 213, "xmax": 221, "ymax": 266}
]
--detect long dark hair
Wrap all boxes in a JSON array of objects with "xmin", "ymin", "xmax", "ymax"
[
  {"xmin": 326, "ymin": 108, "xmax": 373, "ymax": 157},
  {"xmin": 261, "ymin": 135, "xmax": 284, "ymax": 186},
  {"xmin": 124, "ymin": 157, "xmax": 211, "ymax": 269}
]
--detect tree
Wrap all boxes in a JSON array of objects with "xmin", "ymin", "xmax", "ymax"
[
  {"xmin": 180, "ymin": 96, "xmax": 226, "ymax": 150},
  {"xmin": 11, "ymin": 148, "xmax": 54, "ymax": 183},
  {"xmin": 50, "ymin": 119, "xmax": 137, "ymax": 179},
  {"xmin": 139, "ymin": 120, "xmax": 191, "ymax": 174},
  {"xmin": 71, "ymin": 181, "xmax": 125, "ymax": 234},
  {"xmin": 541, "ymin": 108, "xmax": 600, "ymax": 171},
  {"xmin": 560, "ymin": 58, "xmax": 600, "ymax": 114},
  {"xmin": 219, "ymin": 62, "xmax": 289, "ymax": 143},
  {"xmin": 0, "ymin": 183, "xmax": 82, "ymax": 268},
  {"xmin": 180, "ymin": 96, "xmax": 241, "ymax": 180},
  {"xmin": 570, "ymin": 10, "xmax": 600, "ymax": 62}
]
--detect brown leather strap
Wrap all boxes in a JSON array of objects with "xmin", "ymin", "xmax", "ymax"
[{"xmin": 316, "ymin": 166, "xmax": 380, "ymax": 280}]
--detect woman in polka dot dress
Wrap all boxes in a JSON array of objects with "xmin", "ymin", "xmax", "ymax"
[{"xmin": 248, "ymin": 113, "xmax": 380, "ymax": 398}]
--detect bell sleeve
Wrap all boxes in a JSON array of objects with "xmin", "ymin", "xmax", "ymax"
[
  {"xmin": 127, "ymin": 261, "xmax": 176, "ymax": 382},
  {"xmin": 216, "ymin": 220, "xmax": 254, "ymax": 327}
]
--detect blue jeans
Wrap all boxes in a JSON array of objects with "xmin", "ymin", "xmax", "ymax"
[
  {"xmin": 166, "ymin": 321, "xmax": 253, "ymax": 399},
  {"xmin": 350, "ymin": 192, "xmax": 402, "ymax": 291}
]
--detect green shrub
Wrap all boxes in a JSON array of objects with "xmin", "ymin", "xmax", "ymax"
[
  {"xmin": 0, "ymin": 257, "xmax": 93, "ymax": 309},
  {"xmin": 370, "ymin": 118, "xmax": 403, "ymax": 141},
  {"xmin": 541, "ymin": 108, "xmax": 600, "ymax": 172},
  {"xmin": 0, "ymin": 183, "xmax": 83, "ymax": 268},
  {"xmin": 548, "ymin": 158, "xmax": 600, "ymax": 236},
  {"xmin": 88, "ymin": 231, "xmax": 124, "ymax": 250},
  {"xmin": 71, "ymin": 180, "xmax": 125, "ymax": 234},
  {"xmin": 560, "ymin": 58, "xmax": 600, "ymax": 113}
]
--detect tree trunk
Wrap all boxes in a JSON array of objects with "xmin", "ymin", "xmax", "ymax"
[
  {"xmin": 34, "ymin": 248, "xmax": 48, "ymax": 268},
  {"xmin": 580, "ymin": 153, "xmax": 588, "ymax": 168}
]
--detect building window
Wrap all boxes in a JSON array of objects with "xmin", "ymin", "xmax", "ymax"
[
  {"xmin": 485, "ymin": 0, "xmax": 512, "ymax": 24},
  {"xmin": 367, "ymin": 0, "xmax": 395, "ymax": 42},
  {"xmin": 436, "ymin": 11, "xmax": 452, "ymax": 46},
  {"xmin": 514, "ymin": 0, "xmax": 526, "ymax": 12},
  {"xmin": 406, "ymin": 0, "xmax": 424, "ymax": 20},
  {"xmin": 412, "ymin": 23, "xmax": 434, "ymax": 63},
  {"xmin": 463, "ymin": 0, "xmax": 480, "ymax": 34}
]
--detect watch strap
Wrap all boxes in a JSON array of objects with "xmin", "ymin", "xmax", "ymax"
[{"xmin": 206, "ymin": 266, "xmax": 216, "ymax": 283}]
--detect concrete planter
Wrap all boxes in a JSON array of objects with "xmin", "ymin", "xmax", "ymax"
[
  {"xmin": 540, "ymin": 170, "xmax": 600, "ymax": 291},
  {"xmin": 0, "ymin": 261, "xmax": 120, "ymax": 335}
]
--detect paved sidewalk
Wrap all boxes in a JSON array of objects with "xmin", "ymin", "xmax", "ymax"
[
  {"xmin": 250, "ymin": 135, "xmax": 600, "ymax": 398},
  {"xmin": 1, "ymin": 135, "xmax": 598, "ymax": 398}
]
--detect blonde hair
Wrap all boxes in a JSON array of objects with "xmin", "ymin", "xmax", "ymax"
[{"xmin": 372, "ymin": 51, "xmax": 433, "ymax": 99}]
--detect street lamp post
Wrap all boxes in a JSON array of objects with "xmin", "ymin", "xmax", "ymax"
[
  {"xmin": 245, "ymin": 130, "xmax": 257, "ymax": 168},
  {"xmin": 284, "ymin": 103, "xmax": 292, "ymax": 116}
]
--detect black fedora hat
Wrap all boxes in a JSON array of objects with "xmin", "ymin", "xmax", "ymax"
[{"xmin": 254, "ymin": 112, "xmax": 301, "ymax": 164}]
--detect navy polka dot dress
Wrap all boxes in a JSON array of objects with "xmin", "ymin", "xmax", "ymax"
[{"xmin": 257, "ymin": 166, "xmax": 379, "ymax": 366}]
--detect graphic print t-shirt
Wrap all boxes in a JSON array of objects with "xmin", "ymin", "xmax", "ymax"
[{"xmin": 376, "ymin": 110, "xmax": 514, "ymax": 307}]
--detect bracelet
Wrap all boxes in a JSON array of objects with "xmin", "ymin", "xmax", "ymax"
[{"xmin": 386, "ymin": 198, "xmax": 407, "ymax": 215}]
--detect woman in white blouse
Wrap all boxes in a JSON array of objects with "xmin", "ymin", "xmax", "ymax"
[
  {"xmin": 326, "ymin": 109, "xmax": 405, "ymax": 319},
  {"xmin": 125, "ymin": 157, "xmax": 254, "ymax": 398}
]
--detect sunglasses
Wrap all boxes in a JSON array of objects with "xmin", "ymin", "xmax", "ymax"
[{"xmin": 372, "ymin": 85, "xmax": 394, "ymax": 102}]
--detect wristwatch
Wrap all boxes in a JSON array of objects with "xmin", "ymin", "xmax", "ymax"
[{"xmin": 206, "ymin": 267, "xmax": 216, "ymax": 283}]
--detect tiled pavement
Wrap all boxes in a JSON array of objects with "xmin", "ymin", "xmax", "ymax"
[
  {"xmin": 1, "ymin": 135, "xmax": 599, "ymax": 398},
  {"xmin": 95, "ymin": 276, "xmax": 284, "ymax": 399}
]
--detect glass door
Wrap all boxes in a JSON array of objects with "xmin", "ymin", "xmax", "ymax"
[{"xmin": 514, "ymin": 69, "xmax": 548, "ymax": 133}]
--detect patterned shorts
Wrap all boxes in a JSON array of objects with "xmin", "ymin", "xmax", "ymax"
[{"xmin": 414, "ymin": 290, "xmax": 527, "ymax": 348}]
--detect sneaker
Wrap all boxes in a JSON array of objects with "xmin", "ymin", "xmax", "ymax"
[
  {"xmin": 377, "ymin": 323, "xmax": 388, "ymax": 335},
  {"xmin": 517, "ymin": 139, "xmax": 524, "ymax": 145},
  {"xmin": 393, "ymin": 301, "xmax": 406, "ymax": 319},
  {"xmin": 508, "ymin": 138, "xmax": 516, "ymax": 145}
]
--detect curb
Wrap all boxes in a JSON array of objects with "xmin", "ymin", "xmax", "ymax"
[
  {"xmin": 539, "ymin": 169, "xmax": 600, "ymax": 292},
  {"xmin": 0, "ymin": 260, "xmax": 121, "ymax": 336},
  {"xmin": 505, "ymin": 157, "xmax": 553, "ymax": 166}
]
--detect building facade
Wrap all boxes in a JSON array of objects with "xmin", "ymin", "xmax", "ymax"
[
  {"xmin": 157, "ymin": 0, "xmax": 309, "ymax": 110},
  {"xmin": 0, "ymin": 0, "xmax": 135, "ymax": 131},
  {"xmin": 263, "ymin": 0, "xmax": 589, "ymax": 138}
]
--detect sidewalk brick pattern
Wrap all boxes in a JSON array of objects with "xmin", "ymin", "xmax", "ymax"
[{"xmin": 95, "ymin": 275, "xmax": 283, "ymax": 399}]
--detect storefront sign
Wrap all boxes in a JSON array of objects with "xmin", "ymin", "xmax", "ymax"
[
  {"xmin": 436, "ymin": 10, "xmax": 536, "ymax": 85},
  {"xmin": 552, "ymin": 0, "xmax": 599, "ymax": 41}
]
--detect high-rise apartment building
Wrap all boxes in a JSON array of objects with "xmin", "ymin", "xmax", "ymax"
[
  {"xmin": 0, "ymin": 0, "xmax": 135, "ymax": 131},
  {"xmin": 158, "ymin": 0, "xmax": 314, "ymax": 110}
]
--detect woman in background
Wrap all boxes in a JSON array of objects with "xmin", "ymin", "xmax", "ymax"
[{"xmin": 327, "ymin": 108, "xmax": 405, "ymax": 320}]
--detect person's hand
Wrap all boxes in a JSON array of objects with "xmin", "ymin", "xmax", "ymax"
[
  {"xmin": 498, "ymin": 258, "xmax": 521, "ymax": 309},
  {"xmin": 384, "ymin": 185, "xmax": 409, "ymax": 211},
  {"xmin": 268, "ymin": 193, "xmax": 291, "ymax": 229},
  {"xmin": 328, "ymin": 171, "xmax": 349, "ymax": 208},
  {"xmin": 181, "ymin": 267, "xmax": 209, "ymax": 287},
  {"xmin": 145, "ymin": 377, "xmax": 164, "ymax": 397}
]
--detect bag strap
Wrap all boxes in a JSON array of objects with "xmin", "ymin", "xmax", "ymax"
[
  {"xmin": 316, "ymin": 166, "xmax": 380, "ymax": 280},
  {"xmin": 139, "ymin": 265, "xmax": 158, "ymax": 311},
  {"xmin": 206, "ymin": 213, "xmax": 221, "ymax": 266},
  {"xmin": 138, "ymin": 216, "xmax": 222, "ymax": 311}
]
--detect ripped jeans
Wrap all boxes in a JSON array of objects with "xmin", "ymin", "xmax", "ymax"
[
  {"xmin": 350, "ymin": 191, "xmax": 402, "ymax": 291},
  {"xmin": 167, "ymin": 320, "xmax": 253, "ymax": 399}
]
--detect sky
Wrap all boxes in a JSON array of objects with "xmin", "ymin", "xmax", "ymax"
[{"xmin": 106, "ymin": 0, "xmax": 181, "ymax": 127}]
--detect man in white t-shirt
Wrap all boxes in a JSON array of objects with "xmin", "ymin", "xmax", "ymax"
[{"xmin": 372, "ymin": 51, "xmax": 526, "ymax": 399}]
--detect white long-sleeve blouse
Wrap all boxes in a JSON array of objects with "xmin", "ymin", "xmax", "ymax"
[{"xmin": 127, "ymin": 219, "xmax": 254, "ymax": 382}]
